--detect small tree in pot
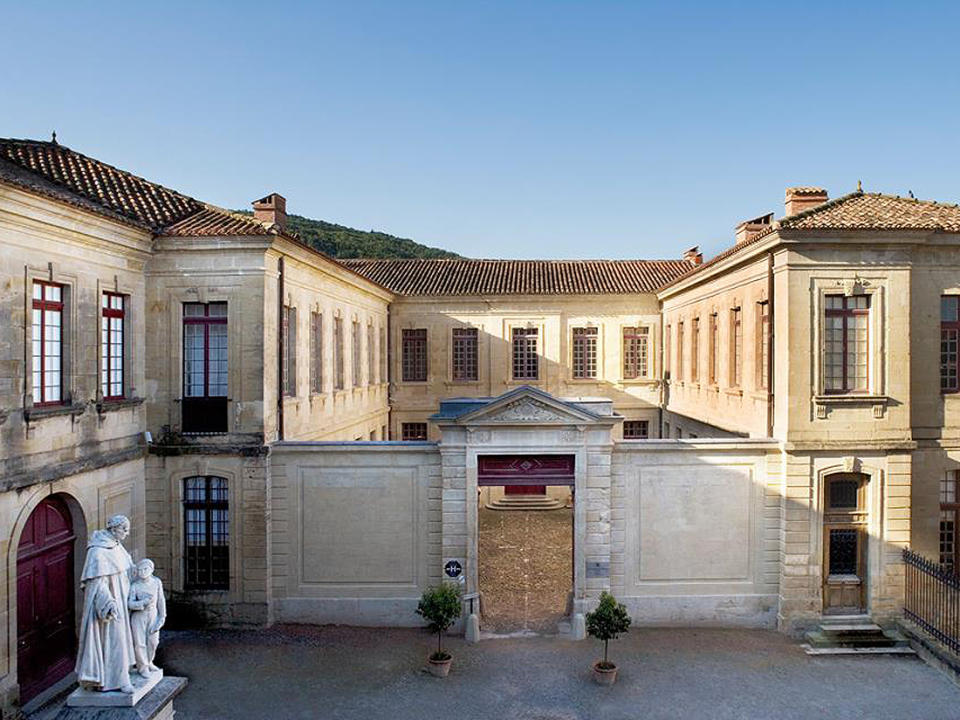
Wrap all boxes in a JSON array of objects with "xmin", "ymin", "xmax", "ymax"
[
  {"xmin": 416, "ymin": 582, "xmax": 463, "ymax": 677},
  {"xmin": 585, "ymin": 591, "xmax": 632, "ymax": 686}
]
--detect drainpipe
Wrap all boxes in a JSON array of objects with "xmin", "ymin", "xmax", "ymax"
[
  {"xmin": 386, "ymin": 306, "xmax": 392, "ymax": 440},
  {"xmin": 277, "ymin": 256, "xmax": 285, "ymax": 441},
  {"xmin": 766, "ymin": 251, "xmax": 775, "ymax": 438}
]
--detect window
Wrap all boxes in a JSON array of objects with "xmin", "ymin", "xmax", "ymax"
[
  {"xmin": 512, "ymin": 327, "xmax": 539, "ymax": 380},
  {"xmin": 452, "ymin": 327, "xmax": 478, "ymax": 381},
  {"xmin": 941, "ymin": 297, "xmax": 959, "ymax": 393},
  {"xmin": 663, "ymin": 421, "xmax": 670, "ymax": 437},
  {"xmin": 665, "ymin": 325, "xmax": 671, "ymax": 378},
  {"xmin": 709, "ymin": 313, "xmax": 719, "ymax": 385},
  {"xmin": 622, "ymin": 327, "xmax": 648, "ymax": 379},
  {"xmin": 402, "ymin": 422, "xmax": 427, "ymax": 441},
  {"xmin": 367, "ymin": 324, "xmax": 375, "ymax": 386},
  {"xmin": 381, "ymin": 424, "xmax": 387, "ymax": 440},
  {"xmin": 352, "ymin": 321, "xmax": 361, "ymax": 387},
  {"xmin": 310, "ymin": 312, "xmax": 323, "ymax": 394},
  {"xmin": 824, "ymin": 295, "xmax": 869, "ymax": 394},
  {"xmin": 183, "ymin": 302, "xmax": 228, "ymax": 433},
  {"xmin": 691, "ymin": 318, "xmax": 700, "ymax": 382},
  {"xmin": 623, "ymin": 420, "xmax": 649, "ymax": 439},
  {"xmin": 730, "ymin": 307, "xmax": 742, "ymax": 387},
  {"xmin": 941, "ymin": 472, "xmax": 960, "ymax": 574},
  {"xmin": 334, "ymin": 317, "xmax": 344, "ymax": 390},
  {"xmin": 101, "ymin": 292, "xmax": 125, "ymax": 400},
  {"xmin": 677, "ymin": 321, "xmax": 684, "ymax": 381},
  {"xmin": 380, "ymin": 327, "xmax": 387, "ymax": 385},
  {"xmin": 402, "ymin": 329, "xmax": 428, "ymax": 382},
  {"xmin": 184, "ymin": 476, "xmax": 229, "ymax": 590},
  {"xmin": 757, "ymin": 301, "xmax": 770, "ymax": 391},
  {"xmin": 32, "ymin": 281, "xmax": 64, "ymax": 405},
  {"xmin": 572, "ymin": 327, "xmax": 598, "ymax": 379},
  {"xmin": 282, "ymin": 306, "xmax": 297, "ymax": 397}
]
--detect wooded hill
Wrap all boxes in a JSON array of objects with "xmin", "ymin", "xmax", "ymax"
[{"xmin": 238, "ymin": 211, "xmax": 461, "ymax": 259}]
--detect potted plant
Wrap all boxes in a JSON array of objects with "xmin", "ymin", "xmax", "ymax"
[
  {"xmin": 416, "ymin": 582, "xmax": 463, "ymax": 677},
  {"xmin": 585, "ymin": 590, "xmax": 632, "ymax": 686}
]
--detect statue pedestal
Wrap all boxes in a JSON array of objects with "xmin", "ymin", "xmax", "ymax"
[
  {"xmin": 67, "ymin": 669, "xmax": 163, "ymax": 707},
  {"xmin": 56, "ymin": 676, "xmax": 186, "ymax": 719}
]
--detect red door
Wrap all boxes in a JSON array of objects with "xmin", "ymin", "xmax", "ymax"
[
  {"xmin": 504, "ymin": 485, "xmax": 546, "ymax": 495},
  {"xmin": 17, "ymin": 496, "xmax": 76, "ymax": 703}
]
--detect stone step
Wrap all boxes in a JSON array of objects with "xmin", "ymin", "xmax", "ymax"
[
  {"xmin": 804, "ymin": 623, "xmax": 914, "ymax": 654},
  {"xmin": 485, "ymin": 496, "xmax": 565, "ymax": 511}
]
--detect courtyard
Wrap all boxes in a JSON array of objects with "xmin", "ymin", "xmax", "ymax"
[{"xmin": 133, "ymin": 625, "xmax": 960, "ymax": 720}]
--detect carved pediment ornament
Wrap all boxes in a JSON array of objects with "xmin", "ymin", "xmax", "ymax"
[
  {"xmin": 841, "ymin": 456, "xmax": 862, "ymax": 473},
  {"xmin": 487, "ymin": 398, "xmax": 568, "ymax": 423}
]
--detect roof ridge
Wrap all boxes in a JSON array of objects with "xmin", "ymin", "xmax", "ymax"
[
  {"xmin": 341, "ymin": 257, "xmax": 686, "ymax": 264},
  {"xmin": 778, "ymin": 190, "xmax": 863, "ymax": 228},
  {"xmin": 0, "ymin": 138, "xmax": 202, "ymax": 218}
]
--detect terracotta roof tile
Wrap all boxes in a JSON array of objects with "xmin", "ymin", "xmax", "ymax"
[
  {"xmin": 661, "ymin": 190, "xmax": 960, "ymax": 292},
  {"xmin": 339, "ymin": 259, "xmax": 692, "ymax": 296},
  {"xmin": 0, "ymin": 138, "xmax": 273, "ymax": 237}
]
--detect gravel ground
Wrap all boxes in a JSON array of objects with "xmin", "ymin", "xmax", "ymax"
[
  {"xmin": 146, "ymin": 625, "xmax": 960, "ymax": 720},
  {"xmin": 478, "ymin": 507, "xmax": 573, "ymax": 634}
]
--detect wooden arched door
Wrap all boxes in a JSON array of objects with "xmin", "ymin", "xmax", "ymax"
[{"xmin": 17, "ymin": 495, "xmax": 76, "ymax": 703}]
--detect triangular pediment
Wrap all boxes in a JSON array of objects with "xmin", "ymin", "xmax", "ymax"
[{"xmin": 453, "ymin": 386, "xmax": 607, "ymax": 426}]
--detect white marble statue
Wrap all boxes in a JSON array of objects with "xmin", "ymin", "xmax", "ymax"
[
  {"xmin": 75, "ymin": 515, "xmax": 136, "ymax": 694},
  {"xmin": 128, "ymin": 558, "xmax": 165, "ymax": 677}
]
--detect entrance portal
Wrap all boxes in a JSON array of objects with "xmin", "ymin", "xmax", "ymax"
[
  {"xmin": 477, "ymin": 455, "xmax": 574, "ymax": 634},
  {"xmin": 822, "ymin": 473, "xmax": 868, "ymax": 614},
  {"xmin": 17, "ymin": 495, "xmax": 77, "ymax": 703}
]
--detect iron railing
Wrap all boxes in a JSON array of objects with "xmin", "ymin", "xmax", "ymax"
[{"xmin": 903, "ymin": 547, "xmax": 960, "ymax": 654}]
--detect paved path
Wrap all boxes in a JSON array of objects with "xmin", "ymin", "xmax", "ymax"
[
  {"xmin": 150, "ymin": 625, "xmax": 959, "ymax": 719},
  {"xmin": 478, "ymin": 507, "xmax": 572, "ymax": 634}
]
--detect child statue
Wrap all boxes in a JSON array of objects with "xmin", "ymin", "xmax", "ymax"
[{"xmin": 127, "ymin": 559, "xmax": 166, "ymax": 677}]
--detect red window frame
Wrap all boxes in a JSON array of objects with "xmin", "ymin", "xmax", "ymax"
[
  {"xmin": 32, "ymin": 280, "xmax": 65, "ymax": 406},
  {"xmin": 183, "ymin": 302, "xmax": 228, "ymax": 399},
  {"xmin": 402, "ymin": 329, "xmax": 428, "ymax": 382},
  {"xmin": 941, "ymin": 296, "xmax": 960, "ymax": 394},
  {"xmin": 824, "ymin": 295, "xmax": 870, "ymax": 394},
  {"xmin": 101, "ymin": 292, "xmax": 125, "ymax": 400}
]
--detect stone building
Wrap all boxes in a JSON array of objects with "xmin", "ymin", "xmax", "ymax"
[{"xmin": 3, "ymin": 136, "xmax": 960, "ymax": 712}]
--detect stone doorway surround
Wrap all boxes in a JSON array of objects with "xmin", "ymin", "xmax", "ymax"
[{"xmin": 430, "ymin": 386, "xmax": 621, "ymax": 640}]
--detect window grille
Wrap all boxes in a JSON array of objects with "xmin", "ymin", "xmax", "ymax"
[
  {"xmin": 310, "ymin": 312, "xmax": 323, "ymax": 393},
  {"xmin": 32, "ymin": 281, "xmax": 64, "ymax": 405},
  {"xmin": 402, "ymin": 422, "xmax": 428, "ymax": 441},
  {"xmin": 184, "ymin": 476, "xmax": 229, "ymax": 590},
  {"xmin": 572, "ymin": 327, "xmax": 598, "ymax": 379},
  {"xmin": 402, "ymin": 329, "xmax": 428, "ymax": 382},
  {"xmin": 452, "ymin": 328, "xmax": 478, "ymax": 381},
  {"xmin": 282, "ymin": 306, "xmax": 297, "ymax": 396},
  {"xmin": 622, "ymin": 327, "xmax": 648, "ymax": 379},
  {"xmin": 512, "ymin": 327, "xmax": 539, "ymax": 380},
  {"xmin": 334, "ymin": 317, "xmax": 344, "ymax": 390},
  {"xmin": 730, "ymin": 307, "xmax": 742, "ymax": 387},
  {"xmin": 942, "ymin": 297, "xmax": 959, "ymax": 393},
  {"xmin": 101, "ymin": 292, "xmax": 125, "ymax": 400},
  {"xmin": 824, "ymin": 295, "xmax": 869, "ymax": 393}
]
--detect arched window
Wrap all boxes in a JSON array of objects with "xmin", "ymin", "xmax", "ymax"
[{"xmin": 183, "ymin": 476, "xmax": 229, "ymax": 590}]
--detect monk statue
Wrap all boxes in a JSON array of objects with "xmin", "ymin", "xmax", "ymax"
[
  {"xmin": 75, "ymin": 515, "xmax": 136, "ymax": 693},
  {"xmin": 128, "ymin": 558, "xmax": 166, "ymax": 677}
]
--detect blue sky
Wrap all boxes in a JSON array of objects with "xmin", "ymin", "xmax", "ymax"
[{"xmin": 3, "ymin": 1, "xmax": 959, "ymax": 259}]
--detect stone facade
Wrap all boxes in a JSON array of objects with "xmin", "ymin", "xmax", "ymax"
[{"xmin": 5, "ymin": 138, "xmax": 960, "ymax": 713}]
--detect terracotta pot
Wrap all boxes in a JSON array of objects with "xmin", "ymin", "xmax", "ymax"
[
  {"xmin": 427, "ymin": 654, "xmax": 453, "ymax": 677},
  {"xmin": 592, "ymin": 661, "xmax": 618, "ymax": 686}
]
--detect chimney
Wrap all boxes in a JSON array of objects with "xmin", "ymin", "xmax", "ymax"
[
  {"xmin": 735, "ymin": 212, "xmax": 774, "ymax": 245},
  {"xmin": 683, "ymin": 245, "xmax": 703, "ymax": 266},
  {"xmin": 252, "ymin": 193, "xmax": 287, "ymax": 232},
  {"xmin": 784, "ymin": 187, "xmax": 828, "ymax": 217}
]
